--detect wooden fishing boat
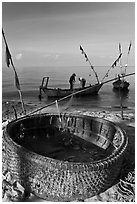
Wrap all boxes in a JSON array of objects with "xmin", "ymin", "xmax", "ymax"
[
  {"xmin": 101, "ymin": 42, "xmax": 132, "ymax": 92},
  {"xmin": 39, "ymin": 46, "xmax": 102, "ymax": 99},
  {"xmin": 113, "ymin": 77, "xmax": 130, "ymax": 90},
  {"xmin": 39, "ymin": 77, "xmax": 103, "ymax": 99},
  {"xmin": 3, "ymin": 113, "xmax": 128, "ymax": 201},
  {"xmin": 112, "ymin": 42, "xmax": 132, "ymax": 91}
]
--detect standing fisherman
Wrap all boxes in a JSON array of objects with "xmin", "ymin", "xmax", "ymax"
[{"xmin": 69, "ymin": 73, "xmax": 76, "ymax": 90}]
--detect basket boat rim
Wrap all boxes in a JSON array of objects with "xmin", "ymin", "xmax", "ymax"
[{"xmin": 4, "ymin": 112, "xmax": 128, "ymax": 170}]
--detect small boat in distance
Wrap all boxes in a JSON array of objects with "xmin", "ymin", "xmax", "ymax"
[
  {"xmin": 101, "ymin": 42, "xmax": 133, "ymax": 92},
  {"xmin": 112, "ymin": 74, "xmax": 129, "ymax": 90},
  {"xmin": 39, "ymin": 76, "xmax": 103, "ymax": 99},
  {"xmin": 112, "ymin": 42, "xmax": 132, "ymax": 91}
]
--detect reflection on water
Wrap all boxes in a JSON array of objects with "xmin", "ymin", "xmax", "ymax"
[{"xmin": 112, "ymin": 88, "xmax": 129, "ymax": 99}]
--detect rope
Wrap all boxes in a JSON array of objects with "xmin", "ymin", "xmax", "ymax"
[
  {"xmin": 21, "ymin": 84, "xmax": 102, "ymax": 118},
  {"xmin": 55, "ymin": 100, "xmax": 62, "ymax": 123}
]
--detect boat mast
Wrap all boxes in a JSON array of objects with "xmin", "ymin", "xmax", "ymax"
[
  {"xmin": 124, "ymin": 41, "xmax": 132, "ymax": 76},
  {"xmin": 101, "ymin": 51, "xmax": 122, "ymax": 83},
  {"xmin": 118, "ymin": 43, "xmax": 126, "ymax": 81},
  {"xmin": 118, "ymin": 43, "xmax": 123, "ymax": 75},
  {"xmin": 80, "ymin": 45, "xmax": 100, "ymax": 84}
]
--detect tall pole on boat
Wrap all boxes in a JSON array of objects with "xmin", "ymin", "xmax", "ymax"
[
  {"xmin": 2, "ymin": 28, "xmax": 26, "ymax": 115},
  {"xmin": 118, "ymin": 43, "xmax": 122, "ymax": 69},
  {"xmin": 118, "ymin": 43, "xmax": 123, "ymax": 77},
  {"xmin": 101, "ymin": 52, "xmax": 122, "ymax": 83},
  {"xmin": 80, "ymin": 45, "xmax": 100, "ymax": 84},
  {"xmin": 124, "ymin": 41, "xmax": 132, "ymax": 75},
  {"xmin": 119, "ymin": 85, "xmax": 124, "ymax": 120},
  {"xmin": 88, "ymin": 59, "xmax": 100, "ymax": 84}
]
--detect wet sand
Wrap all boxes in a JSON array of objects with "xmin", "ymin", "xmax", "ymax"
[{"xmin": 2, "ymin": 100, "xmax": 135, "ymax": 202}]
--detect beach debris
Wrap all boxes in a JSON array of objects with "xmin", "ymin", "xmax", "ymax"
[
  {"xmin": 114, "ymin": 169, "xmax": 135, "ymax": 202},
  {"xmin": 2, "ymin": 120, "xmax": 10, "ymax": 130},
  {"xmin": 84, "ymin": 169, "xmax": 135, "ymax": 202},
  {"xmin": 2, "ymin": 101, "xmax": 38, "ymax": 122},
  {"xmin": 2, "ymin": 170, "xmax": 30, "ymax": 202},
  {"xmin": 81, "ymin": 110, "xmax": 135, "ymax": 124}
]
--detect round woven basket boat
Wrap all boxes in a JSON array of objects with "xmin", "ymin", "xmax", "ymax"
[{"xmin": 3, "ymin": 113, "xmax": 128, "ymax": 201}]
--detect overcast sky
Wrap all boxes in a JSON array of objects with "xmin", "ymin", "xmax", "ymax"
[{"xmin": 2, "ymin": 2, "xmax": 135, "ymax": 68}]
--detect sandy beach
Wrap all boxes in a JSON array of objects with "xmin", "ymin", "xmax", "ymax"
[{"xmin": 2, "ymin": 100, "xmax": 135, "ymax": 202}]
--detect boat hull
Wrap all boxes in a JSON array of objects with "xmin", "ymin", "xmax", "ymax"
[
  {"xmin": 113, "ymin": 80, "xmax": 129, "ymax": 90},
  {"xmin": 40, "ymin": 83, "xmax": 103, "ymax": 98}
]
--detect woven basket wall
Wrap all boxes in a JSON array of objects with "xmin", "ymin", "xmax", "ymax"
[{"xmin": 3, "ymin": 113, "xmax": 128, "ymax": 201}]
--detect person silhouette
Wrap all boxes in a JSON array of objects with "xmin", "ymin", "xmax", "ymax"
[
  {"xmin": 69, "ymin": 73, "xmax": 76, "ymax": 90},
  {"xmin": 79, "ymin": 77, "xmax": 86, "ymax": 88}
]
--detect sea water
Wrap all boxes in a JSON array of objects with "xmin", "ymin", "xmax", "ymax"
[{"xmin": 2, "ymin": 66, "xmax": 135, "ymax": 112}]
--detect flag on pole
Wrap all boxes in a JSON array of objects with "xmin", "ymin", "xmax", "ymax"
[
  {"xmin": 111, "ymin": 53, "xmax": 122, "ymax": 68},
  {"xmin": 112, "ymin": 60, "xmax": 117, "ymax": 68},
  {"xmin": 80, "ymin": 45, "xmax": 89, "ymax": 61},
  {"xmin": 128, "ymin": 41, "xmax": 132, "ymax": 54},
  {"xmin": 84, "ymin": 53, "xmax": 88, "ymax": 61},
  {"xmin": 5, "ymin": 44, "xmax": 11, "ymax": 67},
  {"xmin": 5, "ymin": 44, "xmax": 21, "ymax": 90},
  {"xmin": 14, "ymin": 71, "xmax": 21, "ymax": 90},
  {"xmin": 2, "ymin": 28, "xmax": 26, "ymax": 114},
  {"xmin": 80, "ymin": 45, "xmax": 84, "ymax": 54},
  {"xmin": 79, "ymin": 44, "xmax": 99, "ymax": 84},
  {"xmin": 3, "ymin": 31, "xmax": 21, "ymax": 90},
  {"xmin": 119, "ymin": 43, "xmax": 122, "ymax": 54},
  {"xmin": 117, "ymin": 53, "xmax": 122, "ymax": 61},
  {"xmin": 118, "ymin": 43, "xmax": 122, "ymax": 68}
]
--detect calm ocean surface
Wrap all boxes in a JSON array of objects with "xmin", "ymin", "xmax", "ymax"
[{"xmin": 2, "ymin": 66, "xmax": 135, "ymax": 112}]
